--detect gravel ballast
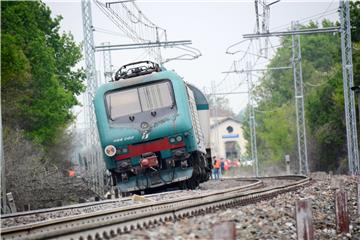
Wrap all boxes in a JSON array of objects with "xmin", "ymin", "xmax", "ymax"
[
  {"xmin": 1, "ymin": 179, "xmax": 254, "ymax": 228},
  {"xmin": 119, "ymin": 173, "xmax": 360, "ymax": 240}
]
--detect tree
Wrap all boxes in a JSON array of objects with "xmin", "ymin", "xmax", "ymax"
[
  {"xmin": 1, "ymin": 1, "xmax": 85, "ymax": 145},
  {"xmin": 1, "ymin": 1, "xmax": 90, "ymax": 210}
]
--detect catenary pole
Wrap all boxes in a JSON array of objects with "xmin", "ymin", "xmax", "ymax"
[
  {"xmin": 339, "ymin": 0, "xmax": 359, "ymax": 175},
  {"xmin": 246, "ymin": 62, "xmax": 259, "ymax": 177},
  {"xmin": 291, "ymin": 21, "xmax": 309, "ymax": 175},
  {"xmin": 102, "ymin": 42, "xmax": 113, "ymax": 83},
  {"xmin": 82, "ymin": 0, "xmax": 104, "ymax": 195}
]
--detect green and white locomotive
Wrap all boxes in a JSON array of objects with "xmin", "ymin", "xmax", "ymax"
[{"xmin": 94, "ymin": 61, "xmax": 212, "ymax": 194}]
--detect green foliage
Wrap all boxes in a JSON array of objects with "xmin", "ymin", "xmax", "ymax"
[
  {"xmin": 1, "ymin": 1, "xmax": 85, "ymax": 145},
  {"xmin": 306, "ymin": 64, "xmax": 347, "ymax": 170},
  {"xmin": 256, "ymin": 104, "xmax": 296, "ymax": 165}
]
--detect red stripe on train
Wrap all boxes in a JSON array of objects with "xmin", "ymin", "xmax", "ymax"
[{"xmin": 115, "ymin": 137, "xmax": 185, "ymax": 161}]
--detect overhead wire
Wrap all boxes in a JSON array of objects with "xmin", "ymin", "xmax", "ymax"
[
  {"xmin": 270, "ymin": 8, "xmax": 339, "ymax": 32},
  {"xmin": 95, "ymin": 0, "xmax": 199, "ymax": 64},
  {"xmin": 93, "ymin": 26, "xmax": 127, "ymax": 37}
]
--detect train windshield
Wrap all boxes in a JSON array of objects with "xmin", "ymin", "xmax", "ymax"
[{"xmin": 106, "ymin": 81, "xmax": 174, "ymax": 120}]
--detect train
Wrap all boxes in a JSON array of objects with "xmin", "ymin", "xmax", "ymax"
[{"xmin": 94, "ymin": 61, "xmax": 212, "ymax": 194}]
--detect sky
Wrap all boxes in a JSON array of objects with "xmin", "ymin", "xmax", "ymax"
[{"xmin": 45, "ymin": 0, "xmax": 340, "ymax": 115}]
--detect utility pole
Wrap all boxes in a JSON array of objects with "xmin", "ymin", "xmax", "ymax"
[
  {"xmin": 155, "ymin": 27, "xmax": 163, "ymax": 64},
  {"xmin": 339, "ymin": 0, "xmax": 359, "ymax": 175},
  {"xmin": 82, "ymin": 0, "xmax": 99, "ymax": 147},
  {"xmin": 261, "ymin": 0, "xmax": 270, "ymax": 57},
  {"xmin": 246, "ymin": 62, "xmax": 259, "ymax": 177},
  {"xmin": 82, "ymin": 0, "xmax": 104, "ymax": 196},
  {"xmin": 102, "ymin": 42, "xmax": 113, "ymax": 83},
  {"xmin": 254, "ymin": 0, "xmax": 280, "ymax": 57},
  {"xmin": 291, "ymin": 21, "xmax": 309, "ymax": 175},
  {"xmin": 254, "ymin": 0, "xmax": 262, "ymax": 55},
  {"xmin": 211, "ymin": 80, "xmax": 221, "ymax": 158},
  {"xmin": 350, "ymin": 86, "xmax": 360, "ymax": 126}
]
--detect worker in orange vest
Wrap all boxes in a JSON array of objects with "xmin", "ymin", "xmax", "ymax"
[
  {"xmin": 213, "ymin": 157, "xmax": 221, "ymax": 180},
  {"xmin": 68, "ymin": 169, "xmax": 75, "ymax": 177}
]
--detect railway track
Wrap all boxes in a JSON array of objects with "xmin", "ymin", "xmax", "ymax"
[{"xmin": 1, "ymin": 175, "xmax": 310, "ymax": 240}]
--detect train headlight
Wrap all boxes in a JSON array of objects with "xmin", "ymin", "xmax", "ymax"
[
  {"xmin": 176, "ymin": 135, "xmax": 183, "ymax": 142},
  {"xmin": 169, "ymin": 137, "xmax": 176, "ymax": 144},
  {"xmin": 104, "ymin": 145, "xmax": 116, "ymax": 157}
]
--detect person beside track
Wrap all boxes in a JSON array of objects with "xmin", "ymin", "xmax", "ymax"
[{"xmin": 213, "ymin": 157, "xmax": 221, "ymax": 180}]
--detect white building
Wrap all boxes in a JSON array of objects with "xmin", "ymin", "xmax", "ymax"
[{"xmin": 210, "ymin": 117, "xmax": 247, "ymax": 160}]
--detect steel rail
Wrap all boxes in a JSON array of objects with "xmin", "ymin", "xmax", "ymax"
[
  {"xmin": 0, "ymin": 199, "xmax": 126, "ymax": 219},
  {"xmin": 1, "ymin": 175, "xmax": 309, "ymax": 240},
  {"xmin": 0, "ymin": 190, "xmax": 184, "ymax": 220}
]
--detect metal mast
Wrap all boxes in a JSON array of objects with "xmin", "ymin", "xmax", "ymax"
[
  {"xmin": 102, "ymin": 42, "xmax": 113, "ymax": 83},
  {"xmin": 211, "ymin": 80, "xmax": 221, "ymax": 158},
  {"xmin": 339, "ymin": 0, "xmax": 359, "ymax": 175},
  {"xmin": 261, "ymin": 0, "xmax": 270, "ymax": 57},
  {"xmin": 246, "ymin": 62, "xmax": 259, "ymax": 177},
  {"xmin": 82, "ymin": 0, "xmax": 98, "ymax": 146},
  {"xmin": 291, "ymin": 21, "xmax": 309, "ymax": 175},
  {"xmin": 82, "ymin": 0, "xmax": 106, "ymax": 196}
]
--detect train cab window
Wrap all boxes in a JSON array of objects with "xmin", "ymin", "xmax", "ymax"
[
  {"xmin": 138, "ymin": 82, "xmax": 173, "ymax": 111},
  {"xmin": 106, "ymin": 88, "xmax": 141, "ymax": 120},
  {"xmin": 105, "ymin": 80, "xmax": 175, "ymax": 121}
]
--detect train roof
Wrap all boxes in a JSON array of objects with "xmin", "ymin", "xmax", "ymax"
[{"xmin": 95, "ymin": 68, "xmax": 182, "ymax": 97}]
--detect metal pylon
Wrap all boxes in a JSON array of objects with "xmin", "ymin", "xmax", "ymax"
[
  {"xmin": 247, "ymin": 62, "xmax": 259, "ymax": 177},
  {"xmin": 291, "ymin": 21, "xmax": 309, "ymax": 175},
  {"xmin": 82, "ymin": 0, "xmax": 105, "ymax": 195},
  {"xmin": 261, "ymin": 0, "xmax": 270, "ymax": 57},
  {"xmin": 82, "ymin": 0, "xmax": 98, "ymax": 146},
  {"xmin": 102, "ymin": 42, "xmax": 113, "ymax": 83},
  {"xmin": 339, "ymin": 0, "xmax": 359, "ymax": 175},
  {"xmin": 254, "ymin": 0, "xmax": 270, "ymax": 58}
]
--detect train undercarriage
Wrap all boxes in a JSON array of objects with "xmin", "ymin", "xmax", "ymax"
[{"xmin": 111, "ymin": 151, "xmax": 212, "ymax": 196}]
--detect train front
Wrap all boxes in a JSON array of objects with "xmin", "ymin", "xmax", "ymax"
[{"xmin": 93, "ymin": 62, "xmax": 199, "ymax": 193}]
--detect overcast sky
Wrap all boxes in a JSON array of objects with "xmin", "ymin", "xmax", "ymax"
[{"xmin": 46, "ymin": 0, "xmax": 339, "ymax": 114}]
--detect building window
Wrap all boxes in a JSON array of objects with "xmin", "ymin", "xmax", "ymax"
[{"xmin": 226, "ymin": 125, "xmax": 234, "ymax": 133}]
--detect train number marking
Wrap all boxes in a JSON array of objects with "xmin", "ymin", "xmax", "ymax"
[{"xmin": 114, "ymin": 136, "xmax": 134, "ymax": 142}]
